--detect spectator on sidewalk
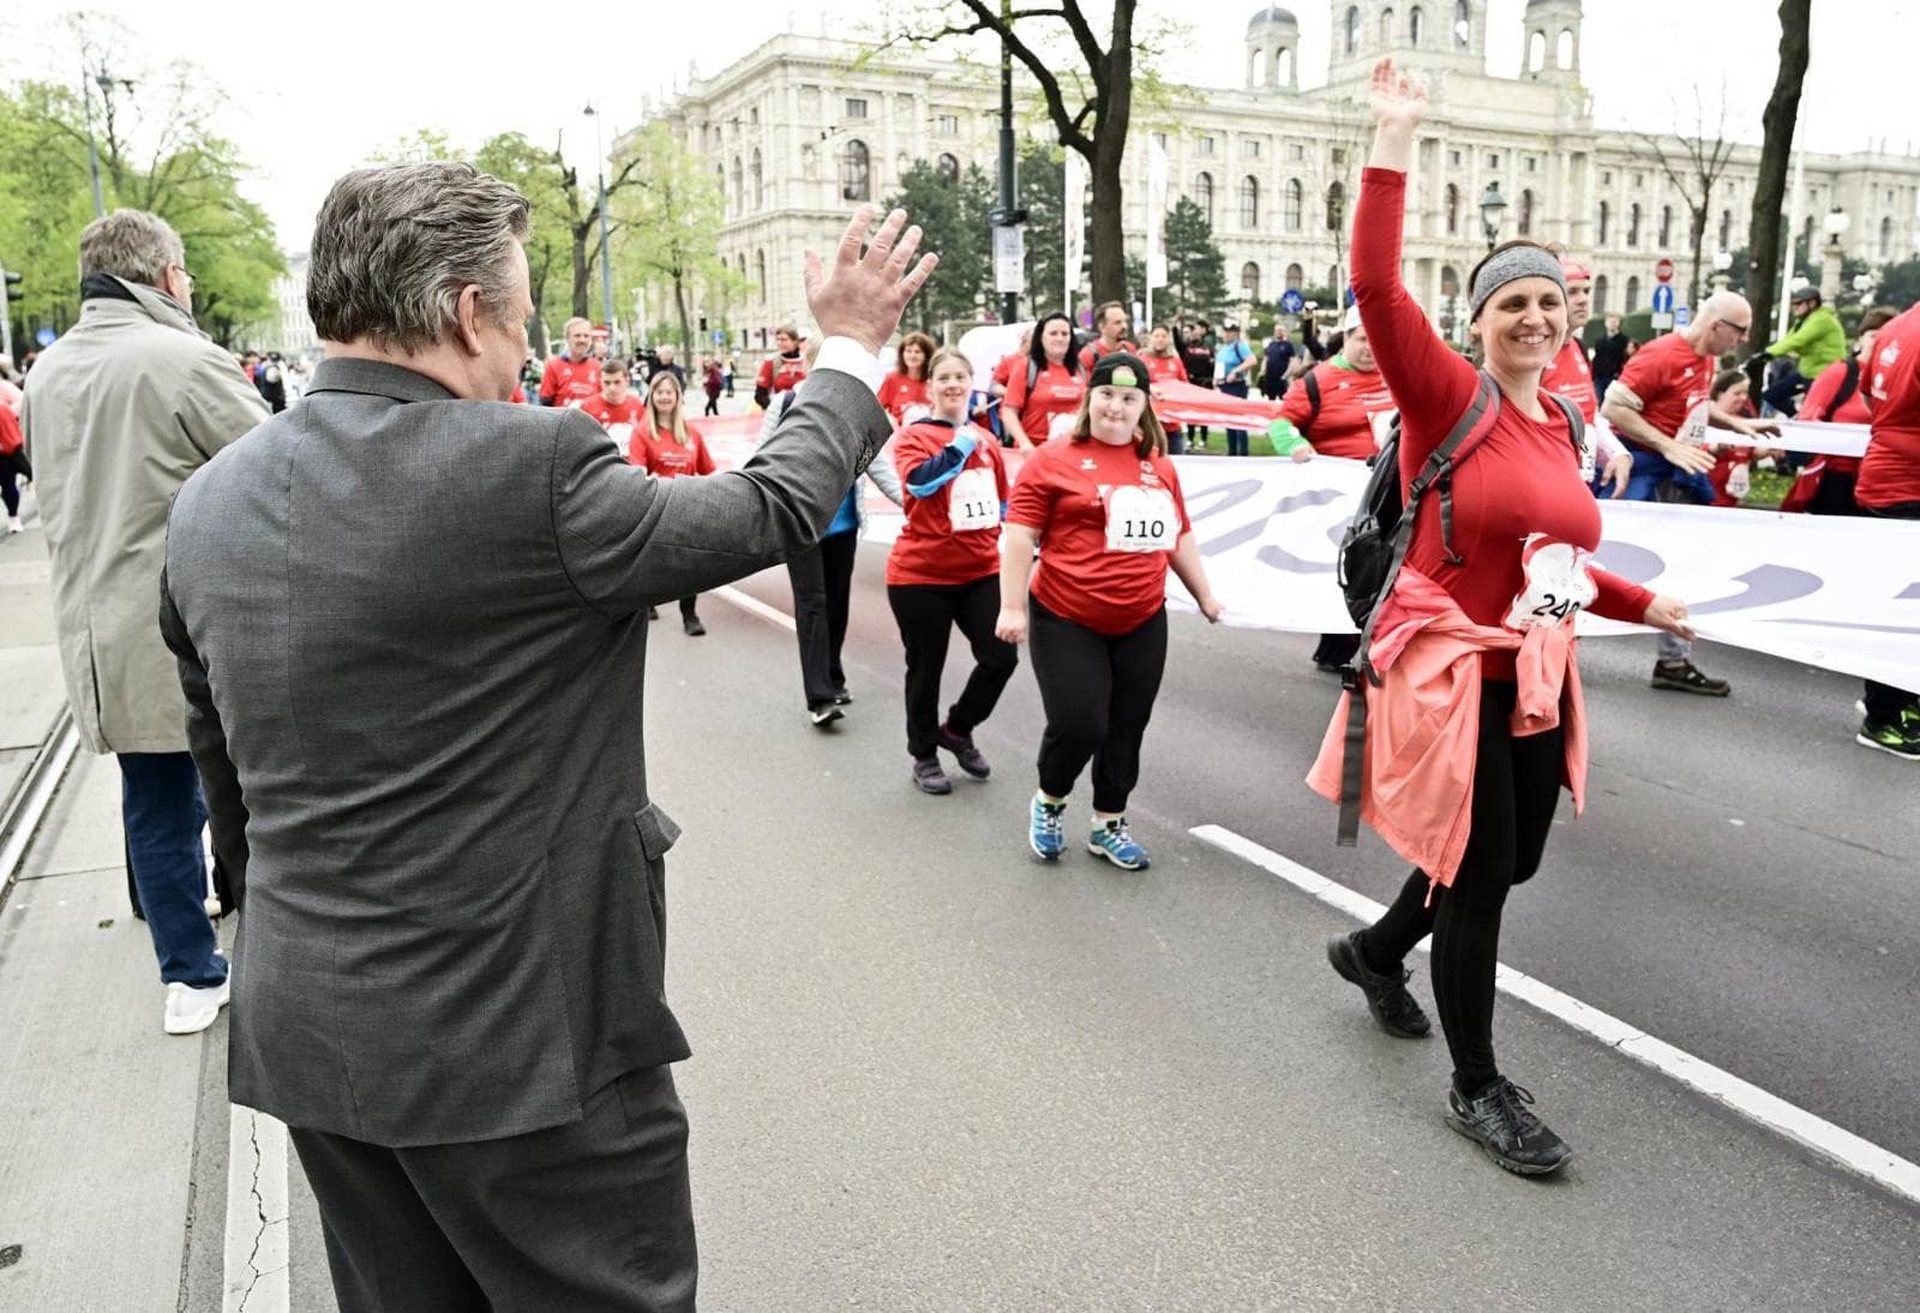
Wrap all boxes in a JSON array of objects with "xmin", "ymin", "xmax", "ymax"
[
  {"xmin": 1215, "ymin": 321, "xmax": 1255, "ymax": 455},
  {"xmin": 1261, "ymin": 322, "xmax": 1296, "ymax": 400},
  {"xmin": 18, "ymin": 208, "xmax": 268, "ymax": 1034}
]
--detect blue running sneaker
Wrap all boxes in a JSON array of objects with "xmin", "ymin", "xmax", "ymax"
[
  {"xmin": 1087, "ymin": 817, "xmax": 1150, "ymax": 870},
  {"xmin": 1029, "ymin": 793, "xmax": 1067, "ymax": 861}
]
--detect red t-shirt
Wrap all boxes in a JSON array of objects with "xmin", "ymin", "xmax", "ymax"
[
  {"xmin": 1858, "ymin": 303, "xmax": 1920, "ymax": 510},
  {"xmin": 991, "ymin": 352, "xmax": 1022, "ymax": 392},
  {"xmin": 1001, "ymin": 361, "xmax": 1085, "ymax": 444},
  {"xmin": 539, "ymin": 354, "xmax": 600, "ymax": 407},
  {"xmin": 629, "ymin": 424, "xmax": 715, "ymax": 477},
  {"xmin": 877, "ymin": 373, "xmax": 931, "ymax": 426},
  {"xmin": 509, "ymin": 384, "xmax": 528, "ymax": 405},
  {"xmin": 1280, "ymin": 360, "xmax": 1395, "ymax": 460},
  {"xmin": 756, "ymin": 353, "xmax": 808, "ymax": 398},
  {"xmin": 577, "ymin": 393, "xmax": 646, "ymax": 450},
  {"xmin": 1141, "ymin": 353, "xmax": 1186, "ymax": 386},
  {"xmin": 1007, "ymin": 435, "xmax": 1192, "ymax": 636},
  {"xmin": 1077, "ymin": 338, "xmax": 1139, "ymax": 373},
  {"xmin": 1541, "ymin": 337, "xmax": 1598, "ymax": 424},
  {"xmin": 887, "ymin": 419, "xmax": 1009, "ymax": 586},
  {"xmin": 0, "ymin": 403, "xmax": 21, "ymax": 456},
  {"xmin": 1614, "ymin": 330, "xmax": 1716, "ymax": 448},
  {"xmin": 1351, "ymin": 168, "xmax": 1652, "ymax": 681}
]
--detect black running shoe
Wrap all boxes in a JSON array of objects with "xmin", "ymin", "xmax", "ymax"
[
  {"xmin": 831, "ymin": 687, "xmax": 854, "ymax": 706},
  {"xmin": 683, "ymin": 616, "xmax": 706, "ymax": 637},
  {"xmin": 1445, "ymin": 1078, "xmax": 1574, "ymax": 1176},
  {"xmin": 1650, "ymin": 659, "xmax": 1730, "ymax": 696},
  {"xmin": 911, "ymin": 755, "xmax": 953, "ymax": 794},
  {"xmin": 1326, "ymin": 931, "xmax": 1431, "ymax": 1038},
  {"xmin": 936, "ymin": 723, "xmax": 991, "ymax": 778}
]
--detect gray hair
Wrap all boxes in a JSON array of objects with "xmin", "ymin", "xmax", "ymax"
[
  {"xmin": 307, "ymin": 162, "xmax": 531, "ymax": 352},
  {"xmin": 1469, "ymin": 244, "xmax": 1565, "ymax": 320},
  {"xmin": 79, "ymin": 210, "xmax": 185, "ymax": 287}
]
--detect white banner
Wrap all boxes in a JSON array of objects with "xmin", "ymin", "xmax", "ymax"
[
  {"xmin": 1063, "ymin": 152, "xmax": 1087, "ymax": 309},
  {"xmin": 1590, "ymin": 416, "xmax": 1869, "ymax": 458}
]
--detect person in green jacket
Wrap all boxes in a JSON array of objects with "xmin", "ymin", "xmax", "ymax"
[{"xmin": 1761, "ymin": 287, "xmax": 1847, "ymax": 415}]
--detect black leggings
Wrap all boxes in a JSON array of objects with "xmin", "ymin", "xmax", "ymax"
[
  {"xmin": 1357, "ymin": 681, "xmax": 1565, "ymax": 1095},
  {"xmin": 1, "ymin": 450, "xmax": 28, "ymax": 517},
  {"xmin": 1028, "ymin": 596, "xmax": 1167, "ymax": 814},
  {"xmin": 887, "ymin": 574, "xmax": 1019, "ymax": 758},
  {"xmin": 786, "ymin": 528, "xmax": 859, "ymax": 709}
]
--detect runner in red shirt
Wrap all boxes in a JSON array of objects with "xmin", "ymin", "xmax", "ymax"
[
  {"xmin": 997, "ymin": 351, "xmax": 1222, "ymax": 872},
  {"xmin": 1782, "ymin": 305, "xmax": 1894, "ymax": 514},
  {"xmin": 537, "ymin": 317, "xmax": 600, "ymax": 407},
  {"xmin": 1000, "ymin": 312, "xmax": 1085, "ymax": 450},
  {"xmin": 577, "ymin": 360, "xmax": 646, "ymax": 450},
  {"xmin": 1541, "ymin": 256, "xmax": 1632, "ymax": 497},
  {"xmin": 1324, "ymin": 58, "xmax": 1697, "ymax": 1178},
  {"xmin": 1275, "ymin": 305, "xmax": 1396, "ymax": 461},
  {"xmin": 1853, "ymin": 300, "xmax": 1920, "ymax": 755},
  {"xmin": 628, "ymin": 371, "xmax": 717, "ymax": 635},
  {"xmin": 877, "ymin": 331, "xmax": 935, "ymax": 426},
  {"xmin": 1076, "ymin": 301, "xmax": 1138, "ymax": 373},
  {"xmin": 886, "ymin": 348, "xmax": 1019, "ymax": 794},
  {"xmin": 1139, "ymin": 324, "xmax": 1189, "ymax": 453},
  {"xmin": 1703, "ymin": 370, "xmax": 1764, "ymax": 507},
  {"xmin": 754, "ymin": 325, "xmax": 809, "ymax": 408}
]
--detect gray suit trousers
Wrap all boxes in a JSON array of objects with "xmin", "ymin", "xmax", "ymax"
[{"xmin": 290, "ymin": 1065, "xmax": 696, "ymax": 1312}]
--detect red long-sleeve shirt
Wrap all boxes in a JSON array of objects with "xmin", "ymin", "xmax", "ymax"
[
  {"xmin": 1859, "ymin": 304, "xmax": 1920, "ymax": 511},
  {"xmin": 1351, "ymin": 168, "xmax": 1652, "ymax": 680}
]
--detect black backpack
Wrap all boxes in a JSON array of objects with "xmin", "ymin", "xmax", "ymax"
[{"xmin": 1332, "ymin": 372, "xmax": 1584, "ymax": 845}]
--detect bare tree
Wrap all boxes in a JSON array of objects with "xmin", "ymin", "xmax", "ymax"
[
  {"xmin": 1746, "ymin": 0, "xmax": 1811, "ymax": 344},
  {"xmin": 890, "ymin": 1, "xmax": 1141, "ymax": 305},
  {"xmin": 553, "ymin": 137, "xmax": 645, "ymax": 321},
  {"xmin": 1630, "ymin": 86, "xmax": 1737, "ymax": 311}
]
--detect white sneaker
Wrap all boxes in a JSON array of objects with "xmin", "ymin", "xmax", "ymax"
[
  {"xmin": 163, "ymin": 976, "xmax": 231, "ymax": 1035},
  {"xmin": 5, "ymin": 516, "xmax": 21, "ymax": 534}
]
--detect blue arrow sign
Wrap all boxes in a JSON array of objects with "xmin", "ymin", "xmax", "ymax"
[
  {"xmin": 1651, "ymin": 283, "xmax": 1675, "ymax": 315},
  {"xmin": 35, "ymin": 327, "xmax": 55, "ymax": 347},
  {"xmin": 1279, "ymin": 289, "xmax": 1305, "ymax": 315}
]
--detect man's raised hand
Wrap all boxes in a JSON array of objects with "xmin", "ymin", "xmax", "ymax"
[{"xmin": 804, "ymin": 206, "xmax": 940, "ymax": 354}]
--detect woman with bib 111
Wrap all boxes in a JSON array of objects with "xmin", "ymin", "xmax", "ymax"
[
  {"xmin": 995, "ymin": 352, "xmax": 1223, "ymax": 872},
  {"xmin": 887, "ymin": 347, "xmax": 1020, "ymax": 795},
  {"xmin": 1308, "ymin": 57, "xmax": 1700, "ymax": 1178}
]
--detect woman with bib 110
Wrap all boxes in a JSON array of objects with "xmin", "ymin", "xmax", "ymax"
[
  {"xmin": 1308, "ymin": 57, "xmax": 1700, "ymax": 1178},
  {"xmin": 996, "ymin": 352, "xmax": 1223, "ymax": 872},
  {"xmin": 887, "ymin": 347, "xmax": 1020, "ymax": 795}
]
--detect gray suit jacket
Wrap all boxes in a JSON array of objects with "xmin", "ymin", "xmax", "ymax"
[{"xmin": 160, "ymin": 357, "xmax": 889, "ymax": 1146}]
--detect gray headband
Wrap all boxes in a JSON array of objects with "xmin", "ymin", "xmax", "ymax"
[{"xmin": 1469, "ymin": 247, "xmax": 1566, "ymax": 320}]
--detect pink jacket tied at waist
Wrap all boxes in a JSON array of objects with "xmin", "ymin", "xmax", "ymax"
[{"xmin": 1307, "ymin": 567, "xmax": 1589, "ymax": 888}]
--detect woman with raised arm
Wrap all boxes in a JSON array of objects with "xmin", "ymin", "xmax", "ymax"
[{"xmin": 1309, "ymin": 58, "xmax": 1698, "ymax": 1177}]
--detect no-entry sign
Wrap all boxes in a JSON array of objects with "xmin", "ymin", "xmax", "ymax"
[{"xmin": 1655, "ymin": 257, "xmax": 1676, "ymax": 283}]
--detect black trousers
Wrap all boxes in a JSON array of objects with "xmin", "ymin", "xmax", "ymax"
[
  {"xmin": 787, "ymin": 528, "xmax": 859, "ymax": 709},
  {"xmin": 1028, "ymin": 596, "xmax": 1168, "ymax": 813},
  {"xmin": 1357, "ymin": 681, "xmax": 1564, "ymax": 1094},
  {"xmin": 886, "ymin": 574, "xmax": 1019, "ymax": 758},
  {"xmin": 290, "ymin": 1065, "xmax": 696, "ymax": 1313},
  {"xmin": 1, "ymin": 450, "xmax": 28, "ymax": 517}
]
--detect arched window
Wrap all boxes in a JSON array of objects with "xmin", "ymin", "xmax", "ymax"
[
  {"xmin": 1240, "ymin": 175, "xmax": 1260, "ymax": 229},
  {"xmin": 1627, "ymin": 202, "xmax": 1642, "ymax": 248},
  {"xmin": 1241, "ymin": 261, "xmax": 1261, "ymax": 303},
  {"xmin": 1720, "ymin": 209, "xmax": 1733, "ymax": 249},
  {"xmin": 936, "ymin": 153, "xmax": 960, "ymax": 185},
  {"xmin": 754, "ymin": 249, "xmax": 767, "ymax": 301},
  {"xmin": 1528, "ymin": 31, "xmax": 1545, "ymax": 72},
  {"xmin": 730, "ymin": 156, "xmax": 743, "ymax": 214},
  {"xmin": 1519, "ymin": 189, "xmax": 1534, "ymax": 237},
  {"xmin": 1882, "ymin": 215, "xmax": 1895, "ymax": 260},
  {"xmin": 1277, "ymin": 48, "xmax": 1295, "ymax": 85},
  {"xmin": 1625, "ymin": 274, "xmax": 1641, "ymax": 313},
  {"xmin": 1557, "ymin": 28, "xmax": 1575, "ymax": 68},
  {"xmin": 715, "ymin": 165, "xmax": 727, "ymax": 213},
  {"xmin": 1593, "ymin": 274, "xmax": 1608, "ymax": 313},
  {"xmin": 1446, "ymin": 183, "xmax": 1460, "ymax": 236},
  {"xmin": 1194, "ymin": 172, "xmax": 1214, "ymax": 226},
  {"xmin": 1251, "ymin": 48, "xmax": 1267, "ymax": 87},
  {"xmin": 1454, "ymin": 0, "xmax": 1471, "ymax": 49},
  {"xmin": 1345, "ymin": 5, "xmax": 1361, "ymax": 55},
  {"xmin": 841, "ymin": 139, "xmax": 870, "ymax": 202},
  {"xmin": 751, "ymin": 148, "xmax": 763, "ymax": 210},
  {"xmin": 1285, "ymin": 262, "xmax": 1304, "ymax": 290},
  {"xmin": 1380, "ymin": 8, "xmax": 1395, "ymax": 45},
  {"xmin": 1284, "ymin": 177, "xmax": 1303, "ymax": 232},
  {"xmin": 1659, "ymin": 205, "xmax": 1673, "ymax": 247},
  {"xmin": 1440, "ymin": 265, "xmax": 1460, "ymax": 296},
  {"xmin": 1326, "ymin": 180, "xmax": 1346, "ymax": 234},
  {"xmin": 1409, "ymin": 6, "xmax": 1425, "ymax": 45},
  {"xmin": 1597, "ymin": 200, "xmax": 1610, "ymax": 246}
]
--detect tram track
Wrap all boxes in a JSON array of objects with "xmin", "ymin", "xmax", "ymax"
[{"xmin": 0, "ymin": 705, "xmax": 81, "ymax": 907}]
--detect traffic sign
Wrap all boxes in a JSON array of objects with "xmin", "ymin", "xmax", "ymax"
[
  {"xmin": 1675, "ymin": 306, "xmax": 1692, "ymax": 329},
  {"xmin": 1279, "ymin": 289, "xmax": 1305, "ymax": 315},
  {"xmin": 1651, "ymin": 284, "xmax": 1675, "ymax": 316},
  {"xmin": 35, "ymin": 327, "xmax": 55, "ymax": 348},
  {"xmin": 1655, "ymin": 257, "xmax": 1676, "ymax": 284}
]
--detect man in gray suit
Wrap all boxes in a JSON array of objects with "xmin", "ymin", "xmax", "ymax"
[{"xmin": 159, "ymin": 163, "xmax": 935, "ymax": 1311}]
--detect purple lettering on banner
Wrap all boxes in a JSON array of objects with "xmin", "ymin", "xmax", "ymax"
[
  {"xmin": 1204, "ymin": 487, "xmax": 1347, "ymax": 557},
  {"xmin": 1689, "ymin": 565, "xmax": 1823, "ymax": 616},
  {"xmin": 1593, "ymin": 540, "xmax": 1665, "ymax": 586},
  {"xmin": 1256, "ymin": 544, "xmax": 1336, "ymax": 574},
  {"xmin": 1184, "ymin": 480, "xmax": 1264, "ymax": 526}
]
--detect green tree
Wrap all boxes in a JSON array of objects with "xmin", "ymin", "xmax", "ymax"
[
  {"xmin": 609, "ymin": 123, "xmax": 746, "ymax": 356},
  {"xmin": 473, "ymin": 134, "xmax": 575, "ymax": 352},
  {"xmin": 882, "ymin": 159, "xmax": 994, "ymax": 334},
  {"xmin": 1161, "ymin": 196, "xmax": 1227, "ymax": 321},
  {"xmin": 1874, "ymin": 257, "xmax": 1920, "ymax": 311}
]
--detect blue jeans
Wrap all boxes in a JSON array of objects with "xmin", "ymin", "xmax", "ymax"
[
  {"xmin": 1621, "ymin": 448, "xmax": 1711, "ymax": 662},
  {"xmin": 118, "ymin": 752, "xmax": 225, "ymax": 987},
  {"xmin": 1220, "ymin": 380, "xmax": 1250, "ymax": 456}
]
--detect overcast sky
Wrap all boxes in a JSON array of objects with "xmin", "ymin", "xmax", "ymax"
[{"xmin": 8, "ymin": 1, "xmax": 1917, "ymax": 252}]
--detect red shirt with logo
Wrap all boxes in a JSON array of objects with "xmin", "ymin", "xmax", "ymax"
[
  {"xmin": 888, "ymin": 419, "xmax": 1009, "ymax": 586},
  {"xmin": 1614, "ymin": 330, "xmax": 1716, "ymax": 448},
  {"xmin": 1002, "ymin": 361, "xmax": 1085, "ymax": 445},
  {"xmin": 1280, "ymin": 360, "xmax": 1396, "ymax": 460},
  {"xmin": 1007, "ymin": 435, "xmax": 1192, "ymax": 636},
  {"xmin": 757, "ymin": 353, "xmax": 808, "ymax": 399},
  {"xmin": 877, "ymin": 373, "xmax": 931, "ymax": 426},
  {"xmin": 1859, "ymin": 303, "xmax": 1920, "ymax": 510},
  {"xmin": 1141, "ymin": 353, "xmax": 1186, "ymax": 386},
  {"xmin": 629, "ymin": 424, "xmax": 716, "ymax": 478},
  {"xmin": 1077, "ymin": 338, "xmax": 1139, "ymax": 373},
  {"xmin": 1542, "ymin": 337, "xmax": 1598, "ymax": 424},
  {"xmin": 578, "ymin": 393, "xmax": 646, "ymax": 450},
  {"xmin": 539, "ymin": 354, "xmax": 600, "ymax": 407}
]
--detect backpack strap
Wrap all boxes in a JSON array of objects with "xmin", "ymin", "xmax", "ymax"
[
  {"xmin": 1337, "ymin": 372, "xmax": 1500, "ymax": 847},
  {"xmin": 1823, "ymin": 356, "xmax": 1861, "ymax": 422},
  {"xmin": 1304, "ymin": 369, "xmax": 1322, "ymax": 428}
]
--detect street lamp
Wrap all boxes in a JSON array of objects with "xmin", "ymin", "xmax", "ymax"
[
  {"xmin": 80, "ymin": 68, "xmax": 129, "ymax": 219},
  {"xmin": 1820, "ymin": 207, "xmax": 1850, "ymax": 303},
  {"xmin": 583, "ymin": 102, "xmax": 617, "ymax": 354},
  {"xmin": 1710, "ymin": 248, "xmax": 1733, "ymax": 293},
  {"xmin": 1479, "ymin": 180, "xmax": 1507, "ymax": 251}
]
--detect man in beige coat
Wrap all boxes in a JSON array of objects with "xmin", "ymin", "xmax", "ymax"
[{"xmin": 21, "ymin": 209, "xmax": 268, "ymax": 1034}]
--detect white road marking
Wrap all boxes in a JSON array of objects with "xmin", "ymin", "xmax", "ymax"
[
  {"xmin": 224, "ymin": 1104, "xmax": 290, "ymax": 1313},
  {"xmin": 1191, "ymin": 822, "xmax": 1920, "ymax": 1208},
  {"xmin": 715, "ymin": 583, "xmax": 797, "ymax": 632}
]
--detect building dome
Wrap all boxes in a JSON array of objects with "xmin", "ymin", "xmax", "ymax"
[{"xmin": 1246, "ymin": 5, "xmax": 1299, "ymax": 36}]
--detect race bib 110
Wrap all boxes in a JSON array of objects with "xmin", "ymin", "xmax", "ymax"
[{"xmin": 1104, "ymin": 485, "xmax": 1180, "ymax": 554}]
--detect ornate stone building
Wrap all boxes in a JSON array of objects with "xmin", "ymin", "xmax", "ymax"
[{"xmin": 634, "ymin": 1, "xmax": 1920, "ymax": 350}]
